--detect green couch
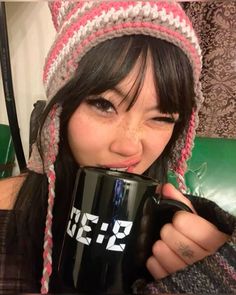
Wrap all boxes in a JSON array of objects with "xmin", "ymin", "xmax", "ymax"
[
  {"xmin": 169, "ymin": 137, "xmax": 236, "ymax": 216},
  {"xmin": 0, "ymin": 124, "xmax": 15, "ymax": 178}
]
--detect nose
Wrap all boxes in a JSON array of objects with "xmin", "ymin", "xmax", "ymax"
[{"xmin": 109, "ymin": 121, "xmax": 142, "ymax": 157}]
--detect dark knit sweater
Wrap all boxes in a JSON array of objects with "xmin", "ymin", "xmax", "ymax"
[
  {"xmin": 133, "ymin": 196, "xmax": 236, "ymax": 294},
  {"xmin": 0, "ymin": 196, "xmax": 236, "ymax": 293}
]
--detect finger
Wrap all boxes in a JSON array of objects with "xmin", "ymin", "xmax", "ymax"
[
  {"xmin": 160, "ymin": 223, "xmax": 209, "ymax": 264},
  {"xmin": 161, "ymin": 183, "xmax": 196, "ymax": 213},
  {"xmin": 152, "ymin": 240, "xmax": 187, "ymax": 274},
  {"xmin": 172, "ymin": 211, "xmax": 229, "ymax": 252},
  {"xmin": 146, "ymin": 255, "xmax": 169, "ymax": 280}
]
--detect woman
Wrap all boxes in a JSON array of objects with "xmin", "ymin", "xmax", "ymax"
[{"xmin": 0, "ymin": 1, "xmax": 235, "ymax": 294}]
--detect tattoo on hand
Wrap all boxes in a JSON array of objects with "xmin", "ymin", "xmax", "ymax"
[{"xmin": 178, "ymin": 242, "xmax": 194, "ymax": 259}]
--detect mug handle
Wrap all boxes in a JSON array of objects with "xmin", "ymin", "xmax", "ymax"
[{"xmin": 152, "ymin": 193, "xmax": 193, "ymax": 213}]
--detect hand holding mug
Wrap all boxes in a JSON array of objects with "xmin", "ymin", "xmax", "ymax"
[{"xmin": 147, "ymin": 183, "xmax": 229, "ymax": 280}]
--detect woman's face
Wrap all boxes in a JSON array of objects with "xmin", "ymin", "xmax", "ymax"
[{"xmin": 68, "ymin": 56, "xmax": 178, "ymax": 175}]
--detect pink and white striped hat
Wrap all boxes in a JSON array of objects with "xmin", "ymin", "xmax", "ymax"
[{"xmin": 28, "ymin": 1, "xmax": 203, "ymax": 293}]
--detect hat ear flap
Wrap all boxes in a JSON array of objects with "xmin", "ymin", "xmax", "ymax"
[
  {"xmin": 174, "ymin": 110, "xmax": 196, "ymax": 193},
  {"xmin": 40, "ymin": 103, "xmax": 62, "ymax": 293}
]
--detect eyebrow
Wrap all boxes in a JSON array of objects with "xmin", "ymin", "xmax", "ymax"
[
  {"xmin": 112, "ymin": 86, "xmax": 160, "ymax": 112},
  {"xmin": 112, "ymin": 86, "xmax": 127, "ymax": 98}
]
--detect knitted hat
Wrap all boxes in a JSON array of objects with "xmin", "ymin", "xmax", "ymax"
[{"xmin": 27, "ymin": 1, "xmax": 203, "ymax": 293}]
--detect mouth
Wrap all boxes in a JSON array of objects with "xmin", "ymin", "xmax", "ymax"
[
  {"xmin": 103, "ymin": 166, "xmax": 135, "ymax": 173},
  {"xmin": 100, "ymin": 161, "xmax": 140, "ymax": 173},
  {"xmin": 108, "ymin": 167, "xmax": 129, "ymax": 172}
]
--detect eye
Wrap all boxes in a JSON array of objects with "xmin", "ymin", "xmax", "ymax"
[
  {"xmin": 152, "ymin": 116, "xmax": 177, "ymax": 124},
  {"xmin": 86, "ymin": 97, "xmax": 117, "ymax": 114},
  {"xmin": 150, "ymin": 114, "xmax": 179, "ymax": 128}
]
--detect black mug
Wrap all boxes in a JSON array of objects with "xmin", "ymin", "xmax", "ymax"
[{"xmin": 58, "ymin": 166, "xmax": 192, "ymax": 293}]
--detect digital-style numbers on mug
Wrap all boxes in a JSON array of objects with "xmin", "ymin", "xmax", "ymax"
[{"xmin": 67, "ymin": 206, "xmax": 133, "ymax": 252}]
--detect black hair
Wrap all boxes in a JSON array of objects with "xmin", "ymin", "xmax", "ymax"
[{"xmin": 12, "ymin": 35, "xmax": 195, "ymax": 291}]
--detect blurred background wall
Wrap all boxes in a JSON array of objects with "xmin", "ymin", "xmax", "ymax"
[
  {"xmin": 0, "ymin": 2, "xmax": 55, "ymax": 165},
  {"xmin": 183, "ymin": 1, "xmax": 236, "ymax": 139}
]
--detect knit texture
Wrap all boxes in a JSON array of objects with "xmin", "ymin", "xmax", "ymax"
[
  {"xmin": 133, "ymin": 196, "xmax": 236, "ymax": 294},
  {"xmin": 28, "ymin": 104, "xmax": 62, "ymax": 174},
  {"xmin": 45, "ymin": 1, "xmax": 202, "ymax": 99}
]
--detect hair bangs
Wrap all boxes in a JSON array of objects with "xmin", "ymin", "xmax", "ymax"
[
  {"xmin": 89, "ymin": 36, "xmax": 150, "ymax": 111},
  {"xmin": 149, "ymin": 38, "xmax": 195, "ymax": 122}
]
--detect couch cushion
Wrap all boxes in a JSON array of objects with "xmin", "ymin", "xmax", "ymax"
[{"xmin": 168, "ymin": 137, "xmax": 236, "ymax": 216}]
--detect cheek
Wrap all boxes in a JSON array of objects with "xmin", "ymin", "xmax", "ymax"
[
  {"xmin": 67, "ymin": 110, "xmax": 109, "ymax": 162},
  {"xmin": 145, "ymin": 128, "xmax": 174, "ymax": 160},
  {"xmin": 68, "ymin": 114, "xmax": 94, "ymax": 152}
]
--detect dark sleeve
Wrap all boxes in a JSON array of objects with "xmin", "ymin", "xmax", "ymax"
[
  {"xmin": 0, "ymin": 210, "xmax": 39, "ymax": 293},
  {"xmin": 132, "ymin": 196, "xmax": 236, "ymax": 294}
]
